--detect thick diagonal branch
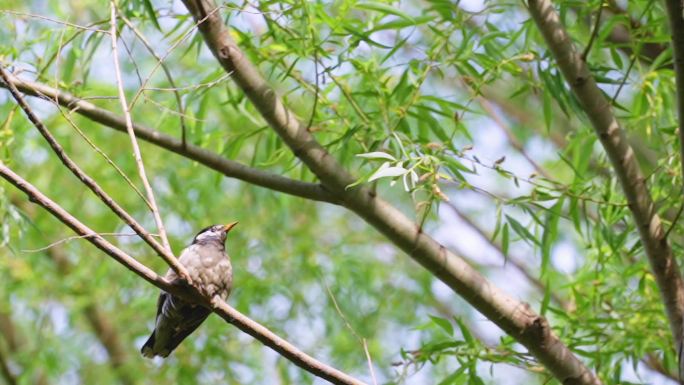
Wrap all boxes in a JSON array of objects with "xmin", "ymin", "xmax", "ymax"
[
  {"xmin": 0, "ymin": 164, "xmax": 366, "ymax": 385},
  {"xmin": 527, "ymin": 0, "xmax": 684, "ymax": 350},
  {"xmin": 0, "ymin": 74, "xmax": 338, "ymax": 205},
  {"xmin": 179, "ymin": 0, "xmax": 602, "ymax": 383}
]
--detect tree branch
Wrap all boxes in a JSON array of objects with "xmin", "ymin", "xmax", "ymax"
[
  {"xmin": 0, "ymin": 73, "xmax": 339, "ymax": 205},
  {"xmin": 664, "ymin": 0, "xmax": 684, "ymax": 193},
  {"xmin": 0, "ymin": 163, "xmax": 366, "ymax": 385},
  {"xmin": 109, "ymin": 3, "xmax": 173, "ymax": 255},
  {"xmin": 179, "ymin": 0, "xmax": 602, "ymax": 383},
  {"xmin": 0, "ymin": 65, "xmax": 189, "ymax": 282},
  {"xmin": 527, "ymin": 0, "xmax": 684, "ymax": 355}
]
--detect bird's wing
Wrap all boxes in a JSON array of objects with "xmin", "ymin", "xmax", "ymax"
[
  {"xmin": 154, "ymin": 290, "xmax": 166, "ymax": 321},
  {"xmin": 142, "ymin": 292, "xmax": 211, "ymax": 358},
  {"xmin": 158, "ymin": 294, "xmax": 211, "ymax": 355}
]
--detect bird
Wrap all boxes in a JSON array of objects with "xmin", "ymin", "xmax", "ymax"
[{"xmin": 141, "ymin": 222, "xmax": 237, "ymax": 358}]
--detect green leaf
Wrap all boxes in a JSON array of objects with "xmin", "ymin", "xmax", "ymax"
[
  {"xmin": 437, "ymin": 365, "xmax": 467, "ymax": 385},
  {"xmin": 501, "ymin": 223, "xmax": 509, "ymax": 258},
  {"xmin": 356, "ymin": 151, "xmax": 397, "ymax": 161},
  {"xmin": 506, "ymin": 215, "xmax": 540, "ymax": 246},
  {"xmin": 454, "ymin": 317, "xmax": 474, "ymax": 345},
  {"xmin": 370, "ymin": 15, "xmax": 433, "ymax": 32},
  {"xmin": 540, "ymin": 197, "xmax": 563, "ymax": 276},
  {"xmin": 429, "ymin": 315, "xmax": 454, "ymax": 335},
  {"xmin": 356, "ymin": 2, "xmax": 414, "ymax": 21},
  {"xmin": 142, "ymin": 0, "xmax": 162, "ymax": 31},
  {"xmin": 543, "ymin": 88, "xmax": 552, "ymax": 132},
  {"xmin": 540, "ymin": 278, "xmax": 552, "ymax": 316},
  {"xmin": 368, "ymin": 163, "xmax": 407, "ymax": 182}
]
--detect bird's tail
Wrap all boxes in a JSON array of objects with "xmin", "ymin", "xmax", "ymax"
[{"xmin": 141, "ymin": 332, "xmax": 157, "ymax": 358}]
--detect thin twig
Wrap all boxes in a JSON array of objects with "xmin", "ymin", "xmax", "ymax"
[
  {"xmin": 609, "ymin": 2, "xmax": 656, "ymax": 105},
  {"xmin": 21, "ymin": 232, "xmax": 158, "ymax": 253},
  {"xmin": 457, "ymin": 151, "xmax": 628, "ymax": 207},
  {"xmin": 55, "ymin": 105, "xmax": 152, "ymax": 208},
  {"xmin": 109, "ymin": 2, "xmax": 172, "ymax": 254},
  {"xmin": 0, "ymin": 10, "xmax": 109, "ymax": 33},
  {"xmin": 118, "ymin": 35, "xmax": 144, "ymax": 87},
  {"xmin": 137, "ymin": 94, "xmax": 204, "ymax": 122},
  {"xmin": 305, "ymin": 32, "xmax": 319, "ymax": 132},
  {"xmin": 664, "ymin": 203, "xmax": 684, "ymax": 241},
  {"xmin": 610, "ymin": 50, "xmax": 638, "ymax": 105},
  {"xmin": 322, "ymin": 282, "xmax": 378, "ymax": 385},
  {"xmin": 118, "ymin": 12, "xmax": 188, "ymax": 147},
  {"xmin": 142, "ymin": 73, "xmax": 231, "ymax": 92},
  {"xmin": 126, "ymin": 5, "xmax": 225, "ymax": 113},
  {"xmin": 581, "ymin": 0, "xmax": 605, "ymax": 60}
]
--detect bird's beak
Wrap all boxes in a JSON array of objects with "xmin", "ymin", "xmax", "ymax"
[{"xmin": 223, "ymin": 221, "xmax": 238, "ymax": 233}]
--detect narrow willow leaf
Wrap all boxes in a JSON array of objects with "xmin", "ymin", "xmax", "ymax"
[
  {"xmin": 142, "ymin": 0, "xmax": 162, "ymax": 31},
  {"xmin": 540, "ymin": 278, "xmax": 551, "ymax": 316},
  {"xmin": 506, "ymin": 215, "xmax": 540, "ymax": 246},
  {"xmin": 429, "ymin": 315, "xmax": 454, "ymax": 336},
  {"xmin": 356, "ymin": 151, "xmax": 396, "ymax": 161},
  {"xmin": 454, "ymin": 317, "xmax": 474, "ymax": 345},
  {"xmin": 356, "ymin": 2, "xmax": 414, "ymax": 21},
  {"xmin": 501, "ymin": 223, "xmax": 509, "ymax": 259},
  {"xmin": 368, "ymin": 165, "xmax": 407, "ymax": 182}
]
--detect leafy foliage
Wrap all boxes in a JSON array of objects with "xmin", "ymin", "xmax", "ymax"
[{"xmin": 0, "ymin": 0, "xmax": 680, "ymax": 384}]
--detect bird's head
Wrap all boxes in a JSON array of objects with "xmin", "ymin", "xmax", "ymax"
[{"xmin": 192, "ymin": 222, "xmax": 238, "ymax": 245}]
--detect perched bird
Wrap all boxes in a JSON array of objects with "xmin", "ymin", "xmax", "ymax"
[{"xmin": 141, "ymin": 222, "xmax": 237, "ymax": 358}]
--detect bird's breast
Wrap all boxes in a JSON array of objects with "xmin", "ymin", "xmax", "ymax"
[{"xmin": 178, "ymin": 244, "xmax": 233, "ymax": 299}]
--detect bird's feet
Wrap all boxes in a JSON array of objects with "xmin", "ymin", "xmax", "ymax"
[
  {"xmin": 179, "ymin": 271, "xmax": 194, "ymax": 286},
  {"xmin": 209, "ymin": 294, "xmax": 223, "ymax": 310}
]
